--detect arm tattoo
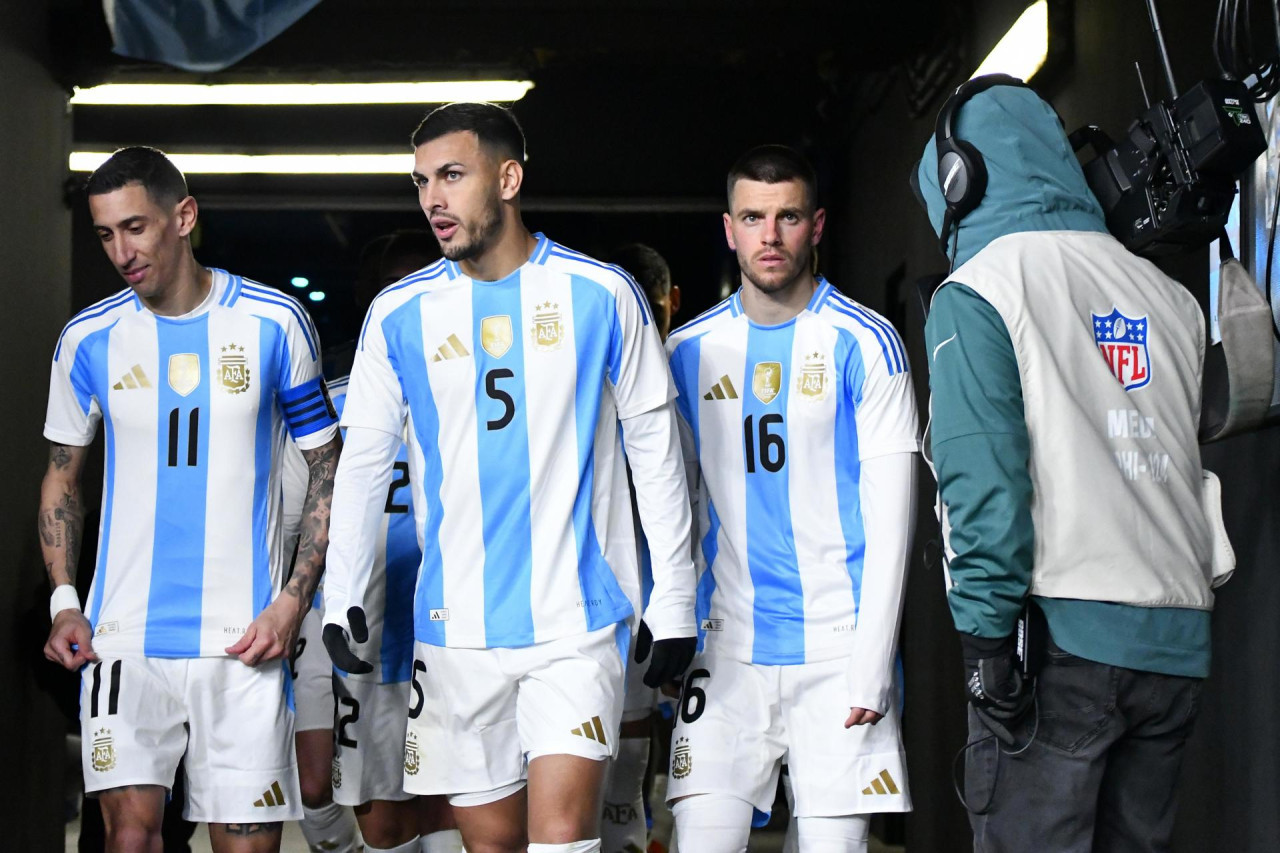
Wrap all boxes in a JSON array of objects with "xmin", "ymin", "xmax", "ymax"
[
  {"xmin": 286, "ymin": 436, "xmax": 340, "ymax": 603},
  {"xmin": 39, "ymin": 449, "xmax": 84, "ymax": 588}
]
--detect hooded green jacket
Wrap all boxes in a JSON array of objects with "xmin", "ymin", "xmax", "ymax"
[{"xmin": 914, "ymin": 84, "xmax": 1208, "ymax": 678}]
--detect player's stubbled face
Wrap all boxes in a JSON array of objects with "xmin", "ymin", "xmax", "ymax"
[
  {"xmin": 724, "ymin": 178, "xmax": 823, "ymax": 294},
  {"xmin": 413, "ymin": 130, "xmax": 503, "ymax": 262},
  {"xmin": 89, "ymin": 183, "xmax": 187, "ymax": 299}
]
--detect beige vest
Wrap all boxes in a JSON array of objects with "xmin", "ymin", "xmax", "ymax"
[{"xmin": 938, "ymin": 230, "xmax": 1213, "ymax": 609}]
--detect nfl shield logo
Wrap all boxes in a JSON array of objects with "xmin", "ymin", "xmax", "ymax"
[{"xmin": 1092, "ymin": 308, "xmax": 1151, "ymax": 391}]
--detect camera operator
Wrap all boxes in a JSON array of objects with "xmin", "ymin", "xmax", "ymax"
[{"xmin": 913, "ymin": 77, "xmax": 1217, "ymax": 852}]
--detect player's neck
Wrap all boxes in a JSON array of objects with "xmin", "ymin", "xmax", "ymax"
[
  {"xmin": 740, "ymin": 272, "xmax": 818, "ymax": 326},
  {"xmin": 142, "ymin": 255, "xmax": 212, "ymax": 317},
  {"xmin": 459, "ymin": 218, "xmax": 537, "ymax": 283}
]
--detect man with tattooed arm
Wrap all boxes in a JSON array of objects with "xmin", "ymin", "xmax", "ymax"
[{"xmin": 39, "ymin": 146, "xmax": 341, "ymax": 853}]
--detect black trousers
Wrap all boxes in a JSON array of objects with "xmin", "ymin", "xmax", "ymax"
[{"xmin": 965, "ymin": 642, "xmax": 1201, "ymax": 853}]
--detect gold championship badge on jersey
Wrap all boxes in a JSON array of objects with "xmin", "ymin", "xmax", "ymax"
[
  {"xmin": 797, "ymin": 352, "xmax": 829, "ymax": 401},
  {"xmin": 752, "ymin": 361, "xmax": 782, "ymax": 404},
  {"xmin": 531, "ymin": 302, "xmax": 564, "ymax": 351},
  {"xmin": 91, "ymin": 728, "xmax": 116, "ymax": 772},
  {"xmin": 167, "ymin": 353, "xmax": 201, "ymax": 397},
  {"xmin": 218, "ymin": 343, "xmax": 251, "ymax": 394},
  {"xmin": 481, "ymin": 315, "xmax": 513, "ymax": 358}
]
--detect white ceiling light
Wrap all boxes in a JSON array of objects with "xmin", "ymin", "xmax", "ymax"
[
  {"xmin": 70, "ymin": 151, "xmax": 413, "ymax": 174},
  {"xmin": 971, "ymin": 1, "xmax": 1049, "ymax": 82},
  {"xmin": 70, "ymin": 80, "xmax": 535, "ymax": 106}
]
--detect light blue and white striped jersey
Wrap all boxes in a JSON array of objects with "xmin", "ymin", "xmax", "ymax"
[
  {"xmin": 341, "ymin": 235, "xmax": 673, "ymax": 649},
  {"xmin": 45, "ymin": 270, "xmax": 339, "ymax": 659},
  {"xmin": 328, "ymin": 377, "xmax": 419, "ymax": 683},
  {"xmin": 666, "ymin": 279, "xmax": 919, "ymax": 665}
]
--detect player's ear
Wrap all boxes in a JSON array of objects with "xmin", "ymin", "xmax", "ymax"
[
  {"xmin": 811, "ymin": 207, "xmax": 826, "ymax": 246},
  {"xmin": 669, "ymin": 284, "xmax": 681, "ymax": 316},
  {"xmin": 175, "ymin": 195, "xmax": 199, "ymax": 238},
  {"xmin": 499, "ymin": 158, "xmax": 523, "ymax": 201},
  {"xmin": 722, "ymin": 212, "xmax": 736, "ymax": 251}
]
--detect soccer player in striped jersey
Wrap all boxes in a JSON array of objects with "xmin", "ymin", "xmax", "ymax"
[
  {"xmin": 40, "ymin": 147, "xmax": 341, "ymax": 853},
  {"xmin": 664, "ymin": 146, "xmax": 919, "ymax": 853},
  {"xmin": 323, "ymin": 103, "xmax": 698, "ymax": 853}
]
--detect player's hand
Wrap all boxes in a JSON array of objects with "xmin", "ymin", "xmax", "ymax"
[
  {"xmin": 44, "ymin": 610, "xmax": 98, "ymax": 670},
  {"xmin": 636, "ymin": 620, "xmax": 696, "ymax": 688},
  {"xmin": 227, "ymin": 595, "xmax": 303, "ymax": 666},
  {"xmin": 844, "ymin": 707, "xmax": 884, "ymax": 728},
  {"xmin": 322, "ymin": 606, "xmax": 373, "ymax": 675}
]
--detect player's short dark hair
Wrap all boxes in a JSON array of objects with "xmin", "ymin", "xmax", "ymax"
[
  {"xmin": 411, "ymin": 102, "xmax": 527, "ymax": 163},
  {"xmin": 726, "ymin": 144, "xmax": 818, "ymax": 210},
  {"xmin": 85, "ymin": 146, "xmax": 189, "ymax": 208},
  {"xmin": 609, "ymin": 244, "xmax": 671, "ymax": 296}
]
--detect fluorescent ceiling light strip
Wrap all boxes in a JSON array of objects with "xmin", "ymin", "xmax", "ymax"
[
  {"xmin": 70, "ymin": 151, "xmax": 413, "ymax": 174},
  {"xmin": 971, "ymin": 0, "xmax": 1049, "ymax": 82},
  {"xmin": 70, "ymin": 80, "xmax": 535, "ymax": 106}
]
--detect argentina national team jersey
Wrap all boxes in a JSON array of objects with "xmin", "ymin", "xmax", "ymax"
[
  {"xmin": 44, "ymin": 270, "xmax": 338, "ymax": 658},
  {"xmin": 666, "ymin": 278, "xmax": 919, "ymax": 665},
  {"xmin": 327, "ymin": 377, "xmax": 419, "ymax": 683},
  {"xmin": 341, "ymin": 234, "xmax": 672, "ymax": 650}
]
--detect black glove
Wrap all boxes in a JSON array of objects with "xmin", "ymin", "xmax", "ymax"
[
  {"xmin": 322, "ymin": 606, "xmax": 373, "ymax": 675},
  {"xmin": 635, "ymin": 620, "xmax": 696, "ymax": 688},
  {"xmin": 961, "ymin": 633, "xmax": 1033, "ymax": 745}
]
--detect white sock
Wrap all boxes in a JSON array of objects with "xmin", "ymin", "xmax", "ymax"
[
  {"xmin": 366, "ymin": 838, "xmax": 420, "ymax": 853},
  {"xmin": 671, "ymin": 794, "xmax": 753, "ymax": 853},
  {"xmin": 601, "ymin": 736, "xmax": 650, "ymax": 853},
  {"xmin": 300, "ymin": 800, "xmax": 361, "ymax": 853},
  {"xmin": 528, "ymin": 842, "xmax": 602, "ymax": 852},
  {"xmin": 795, "ymin": 814, "xmax": 871, "ymax": 853},
  {"xmin": 420, "ymin": 828, "xmax": 464, "ymax": 852},
  {"xmin": 649, "ymin": 773, "xmax": 674, "ymax": 848},
  {"xmin": 781, "ymin": 771, "xmax": 799, "ymax": 853}
]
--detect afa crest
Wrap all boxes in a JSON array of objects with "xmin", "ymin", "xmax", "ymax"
[
  {"xmin": 531, "ymin": 302, "xmax": 564, "ymax": 351},
  {"xmin": 1092, "ymin": 308, "xmax": 1151, "ymax": 390},
  {"xmin": 481, "ymin": 315, "xmax": 513, "ymax": 358},
  {"xmin": 218, "ymin": 343, "xmax": 251, "ymax": 394},
  {"xmin": 752, "ymin": 362, "xmax": 783, "ymax": 404},
  {"xmin": 92, "ymin": 728, "xmax": 116, "ymax": 772},
  {"xmin": 167, "ymin": 353, "xmax": 201, "ymax": 397},
  {"xmin": 404, "ymin": 731, "xmax": 421, "ymax": 776},
  {"xmin": 797, "ymin": 352, "xmax": 829, "ymax": 401},
  {"xmin": 671, "ymin": 736, "xmax": 692, "ymax": 779}
]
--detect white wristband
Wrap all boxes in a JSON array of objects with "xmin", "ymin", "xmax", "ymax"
[{"xmin": 50, "ymin": 584, "xmax": 82, "ymax": 621}]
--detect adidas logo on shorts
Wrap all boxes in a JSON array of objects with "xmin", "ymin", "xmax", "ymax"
[
  {"xmin": 252, "ymin": 780, "xmax": 287, "ymax": 808},
  {"xmin": 570, "ymin": 716, "xmax": 607, "ymax": 745},
  {"xmin": 861, "ymin": 769, "xmax": 900, "ymax": 796}
]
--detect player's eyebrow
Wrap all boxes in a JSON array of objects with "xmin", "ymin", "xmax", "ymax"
[
  {"xmin": 433, "ymin": 161, "xmax": 466, "ymax": 176},
  {"xmin": 100, "ymin": 215, "xmax": 147, "ymax": 231}
]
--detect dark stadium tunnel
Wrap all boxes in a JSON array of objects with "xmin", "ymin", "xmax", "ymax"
[{"xmin": 6, "ymin": 1, "xmax": 1280, "ymax": 851}]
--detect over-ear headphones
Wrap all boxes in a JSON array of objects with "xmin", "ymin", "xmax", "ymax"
[{"xmin": 933, "ymin": 73, "xmax": 1029, "ymax": 257}]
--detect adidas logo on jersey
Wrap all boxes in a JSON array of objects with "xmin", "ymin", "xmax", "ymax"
[
  {"xmin": 703, "ymin": 374, "xmax": 739, "ymax": 400},
  {"xmin": 860, "ymin": 769, "xmax": 900, "ymax": 796},
  {"xmin": 571, "ymin": 716, "xmax": 608, "ymax": 745},
  {"xmin": 252, "ymin": 780, "xmax": 287, "ymax": 808},
  {"xmin": 430, "ymin": 334, "xmax": 471, "ymax": 362},
  {"xmin": 112, "ymin": 364, "xmax": 152, "ymax": 390},
  {"xmin": 429, "ymin": 608, "xmax": 450, "ymax": 621},
  {"xmin": 700, "ymin": 618, "xmax": 724, "ymax": 632}
]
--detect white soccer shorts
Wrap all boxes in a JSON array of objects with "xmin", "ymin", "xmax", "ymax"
[
  {"xmin": 403, "ymin": 622, "xmax": 627, "ymax": 797},
  {"xmin": 80, "ymin": 655, "xmax": 302, "ymax": 824},
  {"xmin": 666, "ymin": 651, "xmax": 910, "ymax": 817},
  {"xmin": 291, "ymin": 607, "xmax": 335, "ymax": 733},
  {"xmin": 331, "ymin": 673, "xmax": 416, "ymax": 806}
]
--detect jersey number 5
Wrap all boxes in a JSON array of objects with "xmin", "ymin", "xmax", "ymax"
[
  {"xmin": 485, "ymin": 368, "xmax": 515, "ymax": 431},
  {"xmin": 743, "ymin": 414, "xmax": 785, "ymax": 473}
]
